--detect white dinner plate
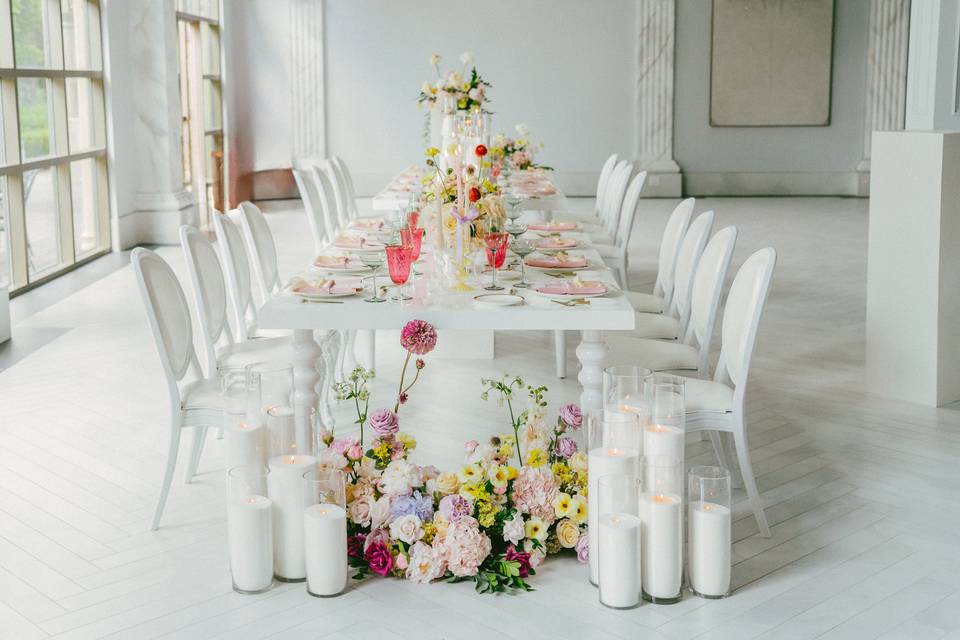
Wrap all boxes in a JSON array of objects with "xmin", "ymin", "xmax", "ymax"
[
  {"xmin": 536, "ymin": 241, "xmax": 580, "ymax": 253},
  {"xmin": 531, "ymin": 287, "xmax": 608, "ymax": 302},
  {"xmin": 473, "ymin": 293, "xmax": 524, "ymax": 307},
  {"xmin": 295, "ymin": 289, "xmax": 361, "ymax": 300},
  {"xmin": 524, "ymin": 261, "xmax": 590, "ymax": 274}
]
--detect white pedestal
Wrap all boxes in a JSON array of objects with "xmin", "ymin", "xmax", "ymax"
[
  {"xmin": 0, "ymin": 285, "xmax": 10, "ymax": 344},
  {"xmin": 866, "ymin": 131, "xmax": 960, "ymax": 406}
]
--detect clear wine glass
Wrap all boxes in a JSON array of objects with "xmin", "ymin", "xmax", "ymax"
[
  {"xmin": 511, "ymin": 238, "xmax": 536, "ymax": 288},
  {"xmin": 360, "ymin": 252, "xmax": 386, "ymax": 303}
]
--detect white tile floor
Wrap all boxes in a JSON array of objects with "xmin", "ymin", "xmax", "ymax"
[{"xmin": 2, "ymin": 196, "xmax": 960, "ymax": 639}]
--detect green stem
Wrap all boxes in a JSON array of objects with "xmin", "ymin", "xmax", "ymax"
[
  {"xmin": 395, "ymin": 351, "xmax": 412, "ymax": 413},
  {"xmin": 506, "ymin": 397, "xmax": 524, "ymax": 467},
  {"xmin": 354, "ymin": 394, "xmax": 364, "ymax": 447}
]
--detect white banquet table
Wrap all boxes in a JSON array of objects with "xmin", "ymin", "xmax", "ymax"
[{"xmin": 258, "ymin": 234, "xmax": 635, "ymax": 427}]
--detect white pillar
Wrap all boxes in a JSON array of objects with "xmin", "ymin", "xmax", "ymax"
[
  {"xmin": 290, "ymin": 0, "xmax": 326, "ymax": 162},
  {"xmin": 866, "ymin": 131, "xmax": 960, "ymax": 406},
  {"xmin": 905, "ymin": 0, "xmax": 960, "ymax": 131},
  {"xmin": 857, "ymin": 0, "xmax": 910, "ymax": 195},
  {"xmin": 636, "ymin": 0, "xmax": 681, "ymax": 197}
]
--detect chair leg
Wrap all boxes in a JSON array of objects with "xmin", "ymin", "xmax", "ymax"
[
  {"xmin": 707, "ymin": 430, "xmax": 731, "ymax": 472},
  {"xmin": 622, "ymin": 255, "xmax": 630, "ymax": 290},
  {"xmin": 184, "ymin": 426, "xmax": 207, "ymax": 484},
  {"xmin": 617, "ymin": 264, "xmax": 627, "ymax": 289},
  {"xmin": 152, "ymin": 421, "xmax": 182, "ymax": 531},
  {"xmin": 553, "ymin": 330, "xmax": 566, "ymax": 378},
  {"xmin": 732, "ymin": 425, "xmax": 771, "ymax": 538}
]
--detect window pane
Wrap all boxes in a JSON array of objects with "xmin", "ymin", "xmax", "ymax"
[
  {"xmin": 203, "ymin": 79, "xmax": 221, "ymax": 130},
  {"xmin": 17, "ymin": 77, "xmax": 53, "ymax": 160},
  {"xmin": 62, "ymin": 0, "xmax": 90, "ymax": 70},
  {"xmin": 0, "ymin": 177, "xmax": 9, "ymax": 288},
  {"xmin": 12, "ymin": 0, "xmax": 52, "ymax": 69},
  {"xmin": 70, "ymin": 158, "xmax": 100, "ymax": 257},
  {"xmin": 66, "ymin": 78, "xmax": 102, "ymax": 152},
  {"xmin": 201, "ymin": 23, "xmax": 220, "ymax": 76},
  {"xmin": 23, "ymin": 166, "xmax": 62, "ymax": 278}
]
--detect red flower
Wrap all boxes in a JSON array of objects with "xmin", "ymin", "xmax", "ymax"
[
  {"xmin": 505, "ymin": 544, "xmax": 532, "ymax": 578},
  {"xmin": 398, "ymin": 392, "xmax": 409, "ymax": 405},
  {"xmin": 468, "ymin": 187, "xmax": 481, "ymax": 203},
  {"xmin": 415, "ymin": 358, "xmax": 425, "ymax": 370},
  {"xmin": 365, "ymin": 541, "xmax": 393, "ymax": 577},
  {"xmin": 475, "ymin": 144, "xmax": 488, "ymax": 157},
  {"xmin": 347, "ymin": 534, "xmax": 366, "ymax": 558}
]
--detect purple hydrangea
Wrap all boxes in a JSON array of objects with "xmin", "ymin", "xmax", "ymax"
[
  {"xmin": 438, "ymin": 494, "xmax": 473, "ymax": 522},
  {"xmin": 390, "ymin": 490, "xmax": 434, "ymax": 522}
]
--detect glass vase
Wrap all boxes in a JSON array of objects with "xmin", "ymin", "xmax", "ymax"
[
  {"xmin": 302, "ymin": 468, "xmax": 348, "ymax": 597},
  {"xmin": 222, "ymin": 367, "xmax": 267, "ymax": 470},
  {"xmin": 226, "ymin": 465, "xmax": 273, "ymax": 594},
  {"xmin": 597, "ymin": 474, "xmax": 642, "ymax": 609},
  {"xmin": 688, "ymin": 466, "xmax": 731, "ymax": 599},
  {"xmin": 643, "ymin": 373, "xmax": 686, "ymax": 474},
  {"xmin": 640, "ymin": 455, "xmax": 683, "ymax": 604}
]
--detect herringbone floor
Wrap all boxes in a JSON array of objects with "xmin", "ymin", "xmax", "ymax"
[{"xmin": 1, "ymin": 197, "xmax": 959, "ymax": 639}]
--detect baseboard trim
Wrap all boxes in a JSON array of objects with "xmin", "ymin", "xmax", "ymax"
[
  {"xmin": 683, "ymin": 171, "xmax": 864, "ymax": 197},
  {"xmin": 116, "ymin": 199, "xmax": 197, "ymax": 248}
]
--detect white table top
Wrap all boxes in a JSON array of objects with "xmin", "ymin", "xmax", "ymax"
[{"xmin": 258, "ymin": 233, "xmax": 635, "ymax": 332}]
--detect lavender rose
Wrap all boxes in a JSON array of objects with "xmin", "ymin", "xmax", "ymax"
[
  {"xmin": 559, "ymin": 403, "xmax": 582, "ymax": 429},
  {"xmin": 555, "ymin": 436, "xmax": 578, "ymax": 459},
  {"xmin": 369, "ymin": 408, "xmax": 399, "ymax": 437},
  {"xmin": 575, "ymin": 533, "xmax": 589, "ymax": 563}
]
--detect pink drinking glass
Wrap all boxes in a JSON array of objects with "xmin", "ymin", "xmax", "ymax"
[
  {"xmin": 385, "ymin": 245, "xmax": 413, "ymax": 301},
  {"xmin": 484, "ymin": 231, "xmax": 509, "ymax": 291},
  {"xmin": 399, "ymin": 227, "xmax": 424, "ymax": 262}
]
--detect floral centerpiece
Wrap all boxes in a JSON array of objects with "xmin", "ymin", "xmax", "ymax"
[
  {"xmin": 490, "ymin": 124, "xmax": 553, "ymax": 173},
  {"xmin": 327, "ymin": 333, "xmax": 589, "ymax": 594},
  {"xmin": 418, "ymin": 52, "xmax": 492, "ymax": 112}
]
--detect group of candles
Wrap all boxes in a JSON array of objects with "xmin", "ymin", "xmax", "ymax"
[
  {"xmin": 589, "ymin": 368, "xmax": 733, "ymax": 609},
  {"xmin": 222, "ymin": 363, "xmax": 348, "ymax": 597}
]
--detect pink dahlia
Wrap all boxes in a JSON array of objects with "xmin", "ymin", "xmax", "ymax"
[
  {"xmin": 400, "ymin": 319, "xmax": 438, "ymax": 355},
  {"xmin": 511, "ymin": 466, "xmax": 560, "ymax": 524}
]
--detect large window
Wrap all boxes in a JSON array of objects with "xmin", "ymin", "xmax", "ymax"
[
  {"xmin": 0, "ymin": 0, "xmax": 110, "ymax": 294},
  {"xmin": 176, "ymin": 0, "xmax": 224, "ymax": 230}
]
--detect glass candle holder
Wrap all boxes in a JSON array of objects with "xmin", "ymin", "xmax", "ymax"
[
  {"xmin": 246, "ymin": 361, "xmax": 299, "ymax": 457},
  {"xmin": 603, "ymin": 365, "xmax": 652, "ymax": 418},
  {"xmin": 688, "ymin": 466, "xmax": 732, "ymax": 599},
  {"xmin": 222, "ymin": 367, "xmax": 268, "ymax": 470},
  {"xmin": 302, "ymin": 468, "xmax": 348, "ymax": 597},
  {"xmin": 226, "ymin": 465, "xmax": 273, "ymax": 594},
  {"xmin": 586, "ymin": 410, "xmax": 641, "ymax": 586},
  {"xmin": 640, "ymin": 455, "xmax": 683, "ymax": 603},
  {"xmin": 643, "ymin": 373, "xmax": 686, "ymax": 471},
  {"xmin": 597, "ymin": 474, "xmax": 642, "ymax": 609}
]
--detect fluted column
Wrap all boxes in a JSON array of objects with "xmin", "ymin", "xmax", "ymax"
[
  {"xmin": 858, "ymin": 0, "xmax": 910, "ymax": 193},
  {"xmin": 636, "ymin": 0, "xmax": 680, "ymax": 196},
  {"xmin": 290, "ymin": 0, "xmax": 325, "ymax": 161}
]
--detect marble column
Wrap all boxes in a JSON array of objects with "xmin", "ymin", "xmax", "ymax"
[
  {"xmin": 290, "ymin": 0, "xmax": 325, "ymax": 163},
  {"xmin": 124, "ymin": 0, "xmax": 197, "ymax": 246},
  {"xmin": 636, "ymin": 0, "xmax": 681, "ymax": 197},
  {"xmin": 857, "ymin": 0, "xmax": 910, "ymax": 195}
]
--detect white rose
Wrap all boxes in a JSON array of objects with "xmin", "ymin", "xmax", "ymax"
[
  {"xmin": 389, "ymin": 514, "xmax": 424, "ymax": 545},
  {"xmin": 316, "ymin": 449, "xmax": 347, "ymax": 472},
  {"xmin": 502, "ymin": 514, "xmax": 524, "ymax": 545},
  {"xmin": 421, "ymin": 81, "xmax": 433, "ymax": 94},
  {"xmin": 348, "ymin": 495, "xmax": 374, "ymax": 527},
  {"xmin": 370, "ymin": 495, "xmax": 392, "ymax": 530},
  {"xmin": 380, "ymin": 460, "xmax": 423, "ymax": 496},
  {"xmin": 435, "ymin": 471, "xmax": 460, "ymax": 496},
  {"xmin": 460, "ymin": 51, "xmax": 475, "ymax": 66}
]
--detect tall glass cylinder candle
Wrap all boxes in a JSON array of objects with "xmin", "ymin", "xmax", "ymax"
[
  {"xmin": 223, "ymin": 368, "xmax": 267, "ymax": 469},
  {"xmin": 688, "ymin": 466, "xmax": 732, "ymax": 598},
  {"xmin": 640, "ymin": 455, "xmax": 683, "ymax": 604},
  {"xmin": 587, "ymin": 410, "xmax": 641, "ymax": 585},
  {"xmin": 643, "ymin": 374, "xmax": 686, "ymax": 467},
  {"xmin": 602, "ymin": 366, "xmax": 652, "ymax": 417},
  {"xmin": 597, "ymin": 475, "xmax": 642, "ymax": 609},
  {"xmin": 226, "ymin": 465, "xmax": 273, "ymax": 594},
  {"xmin": 266, "ymin": 416, "xmax": 317, "ymax": 582},
  {"xmin": 246, "ymin": 362, "xmax": 305, "ymax": 457},
  {"xmin": 303, "ymin": 468, "xmax": 348, "ymax": 597}
]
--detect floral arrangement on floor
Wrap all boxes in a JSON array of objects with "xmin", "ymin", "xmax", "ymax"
[
  {"xmin": 326, "ymin": 336, "xmax": 588, "ymax": 594},
  {"xmin": 418, "ymin": 52, "xmax": 492, "ymax": 112},
  {"xmin": 491, "ymin": 124, "xmax": 553, "ymax": 173}
]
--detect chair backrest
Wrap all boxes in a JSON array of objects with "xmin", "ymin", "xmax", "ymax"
[
  {"xmin": 654, "ymin": 197, "xmax": 695, "ymax": 304},
  {"xmin": 684, "ymin": 226, "xmax": 737, "ymax": 374},
  {"xmin": 311, "ymin": 165, "xmax": 341, "ymax": 244},
  {"xmin": 180, "ymin": 224, "xmax": 233, "ymax": 376},
  {"xmin": 131, "ymin": 248, "xmax": 200, "ymax": 407},
  {"xmin": 597, "ymin": 160, "xmax": 627, "ymax": 228},
  {"xmin": 236, "ymin": 201, "xmax": 281, "ymax": 303},
  {"xmin": 614, "ymin": 171, "xmax": 647, "ymax": 253},
  {"xmin": 717, "ymin": 247, "xmax": 777, "ymax": 393},
  {"xmin": 670, "ymin": 210, "xmax": 715, "ymax": 323},
  {"xmin": 293, "ymin": 168, "xmax": 328, "ymax": 254},
  {"xmin": 213, "ymin": 210, "xmax": 256, "ymax": 341},
  {"xmin": 602, "ymin": 161, "xmax": 634, "ymax": 236},
  {"xmin": 332, "ymin": 156, "xmax": 359, "ymax": 217},
  {"xmin": 324, "ymin": 159, "xmax": 351, "ymax": 230},
  {"xmin": 594, "ymin": 153, "xmax": 618, "ymax": 212}
]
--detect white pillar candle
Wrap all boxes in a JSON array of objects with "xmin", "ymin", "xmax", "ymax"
[
  {"xmin": 225, "ymin": 421, "xmax": 268, "ymax": 470},
  {"xmin": 643, "ymin": 425, "xmax": 684, "ymax": 493},
  {"xmin": 598, "ymin": 512, "xmax": 642, "ymax": 608},
  {"xmin": 267, "ymin": 454, "xmax": 317, "ymax": 581},
  {"xmin": 227, "ymin": 494, "xmax": 273, "ymax": 593},
  {"xmin": 688, "ymin": 502, "xmax": 731, "ymax": 597},
  {"xmin": 587, "ymin": 447, "xmax": 639, "ymax": 585},
  {"xmin": 640, "ymin": 492, "xmax": 683, "ymax": 601},
  {"xmin": 266, "ymin": 405, "xmax": 296, "ymax": 451},
  {"xmin": 303, "ymin": 503, "xmax": 348, "ymax": 597}
]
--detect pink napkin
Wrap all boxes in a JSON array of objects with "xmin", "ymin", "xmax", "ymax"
[
  {"xmin": 349, "ymin": 218, "xmax": 385, "ymax": 230},
  {"xmin": 525, "ymin": 255, "xmax": 588, "ymax": 269},
  {"xmin": 294, "ymin": 277, "xmax": 363, "ymax": 295},
  {"xmin": 536, "ymin": 237, "xmax": 578, "ymax": 249},
  {"xmin": 536, "ymin": 282, "xmax": 607, "ymax": 296},
  {"xmin": 335, "ymin": 237, "xmax": 383, "ymax": 250},
  {"xmin": 314, "ymin": 255, "xmax": 353, "ymax": 268},
  {"xmin": 528, "ymin": 222, "xmax": 577, "ymax": 232}
]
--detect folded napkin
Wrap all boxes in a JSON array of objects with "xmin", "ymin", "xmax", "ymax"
[
  {"xmin": 528, "ymin": 221, "xmax": 577, "ymax": 232},
  {"xmin": 349, "ymin": 218, "xmax": 385, "ymax": 230},
  {"xmin": 536, "ymin": 237, "xmax": 578, "ymax": 249},
  {"xmin": 314, "ymin": 255, "xmax": 355, "ymax": 268},
  {"xmin": 291, "ymin": 276, "xmax": 363, "ymax": 296},
  {"xmin": 335, "ymin": 237, "xmax": 383, "ymax": 250},
  {"xmin": 536, "ymin": 281, "xmax": 607, "ymax": 296},
  {"xmin": 525, "ymin": 255, "xmax": 588, "ymax": 269}
]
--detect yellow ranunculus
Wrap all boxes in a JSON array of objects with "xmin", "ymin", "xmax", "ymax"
[
  {"xmin": 570, "ymin": 496, "xmax": 588, "ymax": 525},
  {"xmin": 525, "ymin": 516, "xmax": 547, "ymax": 541},
  {"xmin": 527, "ymin": 449, "xmax": 547, "ymax": 468},
  {"xmin": 556, "ymin": 518, "xmax": 581, "ymax": 548},
  {"xmin": 506, "ymin": 465, "xmax": 518, "ymax": 480},
  {"xmin": 552, "ymin": 492, "xmax": 574, "ymax": 519}
]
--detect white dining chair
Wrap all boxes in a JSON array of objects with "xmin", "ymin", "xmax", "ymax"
[
  {"xmin": 624, "ymin": 197, "xmax": 695, "ymax": 314},
  {"xmin": 132, "ymin": 248, "xmax": 221, "ymax": 530},
  {"xmin": 558, "ymin": 153, "xmax": 618, "ymax": 223},
  {"xmin": 606, "ymin": 225, "xmax": 738, "ymax": 377},
  {"xmin": 595, "ymin": 171, "xmax": 648, "ymax": 287},
  {"xmin": 680, "ymin": 247, "xmax": 777, "ymax": 537},
  {"xmin": 293, "ymin": 168, "xmax": 331, "ymax": 255},
  {"xmin": 324, "ymin": 159, "xmax": 353, "ymax": 232},
  {"xmin": 628, "ymin": 209, "xmax": 715, "ymax": 340},
  {"xmin": 311, "ymin": 165, "xmax": 344, "ymax": 243},
  {"xmin": 180, "ymin": 224, "xmax": 290, "ymax": 378},
  {"xmin": 582, "ymin": 160, "xmax": 633, "ymax": 244}
]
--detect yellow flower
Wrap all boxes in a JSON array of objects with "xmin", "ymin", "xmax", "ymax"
[
  {"xmin": 477, "ymin": 500, "xmax": 500, "ymax": 527},
  {"xmin": 570, "ymin": 496, "xmax": 588, "ymax": 525},
  {"xmin": 397, "ymin": 432, "xmax": 416, "ymax": 449},
  {"xmin": 433, "ymin": 513, "xmax": 449, "ymax": 539},
  {"xmin": 425, "ymin": 146, "xmax": 440, "ymax": 158},
  {"xmin": 525, "ymin": 516, "xmax": 547, "ymax": 541},
  {"xmin": 551, "ymin": 462, "xmax": 574, "ymax": 487},
  {"xmin": 460, "ymin": 481, "xmax": 490, "ymax": 502},
  {"xmin": 569, "ymin": 451, "xmax": 588, "ymax": 474},
  {"xmin": 552, "ymin": 492, "xmax": 574, "ymax": 519},
  {"xmin": 421, "ymin": 522, "xmax": 436, "ymax": 543},
  {"xmin": 446, "ymin": 142, "xmax": 460, "ymax": 156},
  {"xmin": 527, "ymin": 449, "xmax": 547, "ymax": 468},
  {"xmin": 458, "ymin": 98, "xmax": 467, "ymax": 109},
  {"xmin": 458, "ymin": 463, "xmax": 482, "ymax": 484},
  {"xmin": 498, "ymin": 443, "xmax": 514, "ymax": 460},
  {"xmin": 555, "ymin": 518, "xmax": 581, "ymax": 548},
  {"xmin": 488, "ymin": 465, "xmax": 510, "ymax": 489},
  {"xmin": 506, "ymin": 465, "xmax": 518, "ymax": 480},
  {"xmin": 461, "ymin": 82, "xmax": 470, "ymax": 91}
]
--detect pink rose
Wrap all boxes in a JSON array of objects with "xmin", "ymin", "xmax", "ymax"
[
  {"xmin": 369, "ymin": 408, "xmax": 399, "ymax": 437},
  {"xmin": 365, "ymin": 542, "xmax": 393, "ymax": 577},
  {"xmin": 347, "ymin": 444, "xmax": 363, "ymax": 460},
  {"xmin": 555, "ymin": 436, "xmax": 577, "ymax": 459},
  {"xmin": 465, "ymin": 440, "xmax": 479, "ymax": 453},
  {"xmin": 330, "ymin": 437, "xmax": 356, "ymax": 455},
  {"xmin": 395, "ymin": 553, "xmax": 408, "ymax": 570},
  {"xmin": 559, "ymin": 403, "xmax": 582, "ymax": 429}
]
